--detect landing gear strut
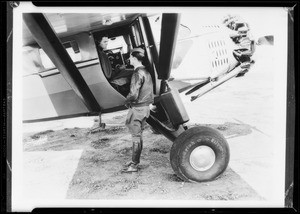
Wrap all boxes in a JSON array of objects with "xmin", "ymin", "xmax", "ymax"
[{"xmin": 148, "ymin": 89, "xmax": 230, "ymax": 182}]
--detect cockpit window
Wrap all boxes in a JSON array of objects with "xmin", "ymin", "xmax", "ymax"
[
  {"xmin": 147, "ymin": 15, "xmax": 162, "ymax": 46},
  {"xmin": 39, "ymin": 40, "xmax": 82, "ymax": 70}
]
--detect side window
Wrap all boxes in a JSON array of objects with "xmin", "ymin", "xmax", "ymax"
[
  {"xmin": 39, "ymin": 40, "xmax": 82, "ymax": 70},
  {"xmin": 130, "ymin": 23, "xmax": 143, "ymax": 47},
  {"xmin": 147, "ymin": 15, "xmax": 162, "ymax": 48}
]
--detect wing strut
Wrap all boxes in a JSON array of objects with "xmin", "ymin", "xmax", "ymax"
[
  {"xmin": 23, "ymin": 13, "xmax": 101, "ymax": 113},
  {"xmin": 158, "ymin": 14, "xmax": 181, "ymax": 94}
]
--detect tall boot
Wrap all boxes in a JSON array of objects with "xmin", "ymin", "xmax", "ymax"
[
  {"xmin": 140, "ymin": 135, "xmax": 143, "ymax": 151},
  {"xmin": 132, "ymin": 140, "xmax": 142, "ymax": 165},
  {"xmin": 122, "ymin": 139, "xmax": 142, "ymax": 173}
]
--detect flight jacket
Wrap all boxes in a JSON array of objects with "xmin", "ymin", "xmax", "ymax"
[{"xmin": 125, "ymin": 66, "xmax": 154, "ymax": 107}]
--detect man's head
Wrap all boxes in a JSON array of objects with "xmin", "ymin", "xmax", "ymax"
[
  {"xmin": 98, "ymin": 36, "xmax": 109, "ymax": 50},
  {"xmin": 129, "ymin": 47, "xmax": 145, "ymax": 66}
]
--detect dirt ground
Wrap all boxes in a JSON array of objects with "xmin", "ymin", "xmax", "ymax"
[{"xmin": 23, "ymin": 113, "xmax": 263, "ymax": 201}]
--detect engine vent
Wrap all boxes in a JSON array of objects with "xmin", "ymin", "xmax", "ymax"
[{"xmin": 208, "ymin": 40, "xmax": 229, "ymax": 70}]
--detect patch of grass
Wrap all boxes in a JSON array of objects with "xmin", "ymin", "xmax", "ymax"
[
  {"xmin": 149, "ymin": 148, "xmax": 168, "ymax": 154},
  {"xmin": 168, "ymin": 174, "xmax": 183, "ymax": 182},
  {"xmin": 91, "ymin": 138, "xmax": 110, "ymax": 149},
  {"xmin": 30, "ymin": 130, "xmax": 54, "ymax": 139},
  {"xmin": 113, "ymin": 115, "xmax": 126, "ymax": 120},
  {"xmin": 103, "ymin": 126, "xmax": 126, "ymax": 134},
  {"xmin": 118, "ymin": 147, "xmax": 131, "ymax": 155},
  {"xmin": 121, "ymin": 180, "xmax": 139, "ymax": 192},
  {"xmin": 192, "ymin": 123, "xmax": 252, "ymax": 137}
]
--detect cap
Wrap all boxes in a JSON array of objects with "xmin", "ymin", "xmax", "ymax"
[{"xmin": 131, "ymin": 47, "xmax": 145, "ymax": 57}]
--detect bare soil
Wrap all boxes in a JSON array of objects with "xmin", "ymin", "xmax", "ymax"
[{"xmin": 23, "ymin": 113, "xmax": 263, "ymax": 201}]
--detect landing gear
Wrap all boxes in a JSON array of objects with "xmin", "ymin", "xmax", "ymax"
[
  {"xmin": 148, "ymin": 88, "xmax": 230, "ymax": 182},
  {"xmin": 170, "ymin": 126, "xmax": 230, "ymax": 182}
]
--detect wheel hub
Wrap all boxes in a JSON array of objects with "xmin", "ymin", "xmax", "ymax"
[{"xmin": 189, "ymin": 145, "xmax": 216, "ymax": 171}]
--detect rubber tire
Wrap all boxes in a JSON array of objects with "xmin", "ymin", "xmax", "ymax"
[{"xmin": 170, "ymin": 126, "xmax": 230, "ymax": 182}]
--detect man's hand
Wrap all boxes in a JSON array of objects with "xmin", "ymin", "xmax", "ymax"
[
  {"xmin": 119, "ymin": 64, "xmax": 126, "ymax": 70},
  {"xmin": 116, "ymin": 64, "xmax": 126, "ymax": 72}
]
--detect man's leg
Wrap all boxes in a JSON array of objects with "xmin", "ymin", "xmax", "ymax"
[
  {"xmin": 123, "ymin": 119, "xmax": 142, "ymax": 172},
  {"xmin": 131, "ymin": 134, "xmax": 143, "ymax": 165},
  {"xmin": 123, "ymin": 107, "xmax": 148, "ymax": 172},
  {"xmin": 130, "ymin": 109, "xmax": 148, "ymax": 165}
]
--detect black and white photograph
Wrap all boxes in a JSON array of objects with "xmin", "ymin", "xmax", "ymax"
[{"xmin": 10, "ymin": 2, "xmax": 292, "ymax": 211}]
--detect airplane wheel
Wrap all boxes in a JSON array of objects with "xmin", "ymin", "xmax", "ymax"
[{"xmin": 170, "ymin": 126, "xmax": 230, "ymax": 182}]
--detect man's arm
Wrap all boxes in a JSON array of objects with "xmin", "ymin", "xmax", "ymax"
[{"xmin": 125, "ymin": 72, "xmax": 143, "ymax": 104}]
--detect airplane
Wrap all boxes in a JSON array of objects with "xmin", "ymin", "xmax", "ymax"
[{"xmin": 22, "ymin": 12, "xmax": 268, "ymax": 183}]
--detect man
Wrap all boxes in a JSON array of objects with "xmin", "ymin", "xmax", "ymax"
[{"xmin": 122, "ymin": 47, "xmax": 154, "ymax": 173}]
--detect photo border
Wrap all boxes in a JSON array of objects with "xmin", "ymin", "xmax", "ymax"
[{"xmin": 2, "ymin": 0, "xmax": 298, "ymax": 213}]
